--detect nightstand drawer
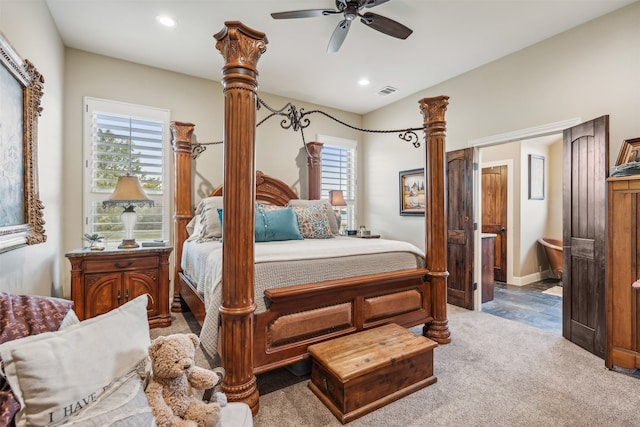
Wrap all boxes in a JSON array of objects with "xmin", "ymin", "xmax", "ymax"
[{"xmin": 84, "ymin": 256, "xmax": 158, "ymax": 273}]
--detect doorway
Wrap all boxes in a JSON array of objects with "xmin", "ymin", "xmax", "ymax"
[
  {"xmin": 472, "ymin": 119, "xmax": 578, "ymax": 333},
  {"xmin": 478, "ymin": 137, "xmax": 563, "ymax": 334}
]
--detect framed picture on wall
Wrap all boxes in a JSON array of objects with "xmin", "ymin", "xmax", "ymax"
[
  {"xmin": 399, "ymin": 168, "xmax": 425, "ymax": 216},
  {"xmin": 528, "ymin": 154, "xmax": 545, "ymax": 200},
  {"xmin": 614, "ymin": 137, "xmax": 640, "ymax": 166},
  {"xmin": 0, "ymin": 32, "xmax": 46, "ymax": 253}
]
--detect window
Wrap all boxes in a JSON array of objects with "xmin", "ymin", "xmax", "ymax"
[
  {"xmin": 83, "ymin": 98, "xmax": 170, "ymax": 248},
  {"xmin": 318, "ymin": 135, "xmax": 357, "ymax": 230}
]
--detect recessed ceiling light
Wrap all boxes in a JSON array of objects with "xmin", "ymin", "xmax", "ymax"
[
  {"xmin": 156, "ymin": 15, "xmax": 176, "ymax": 27},
  {"xmin": 358, "ymin": 78, "xmax": 370, "ymax": 86}
]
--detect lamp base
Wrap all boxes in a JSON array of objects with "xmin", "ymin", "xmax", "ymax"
[{"xmin": 118, "ymin": 239, "xmax": 139, "ymax": 249}]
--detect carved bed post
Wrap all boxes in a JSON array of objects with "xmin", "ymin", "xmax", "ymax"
[
  {"xmin": 170, "ymin": 121, "xmax": 195, "ymax": 312},
  {"xmin": 215, "ymin": 21, "xmax": 267, "ymax": 414},
  {"xmin": 306, "ymin": 141, "xmax": 323, "ymax": 199},
  {"xmin": 420, "ymin": 96, "xmax": 451, "ymax": 344}
]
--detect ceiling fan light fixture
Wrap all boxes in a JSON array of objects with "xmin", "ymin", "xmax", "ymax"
[{"xmin": 270, "ymin": 0, "xmax": 412, "ymax": 53}]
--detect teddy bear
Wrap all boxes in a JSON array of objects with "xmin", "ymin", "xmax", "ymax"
[{"xmin": 145, "ymin": 333, "xmax": 226, "ymax": 427}]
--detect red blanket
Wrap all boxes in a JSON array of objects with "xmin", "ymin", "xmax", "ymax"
[{"xmin": 0, "ymin": 293, "xmax": 73, "ymax": 426}]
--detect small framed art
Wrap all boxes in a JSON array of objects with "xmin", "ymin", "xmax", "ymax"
[
  {"xmin": 399, "ymin": 168, "xmax": 425, "ymax": 216},
  {"xmin": 528, "ymin": 154, "xmax": 545, "ymax": 200}
]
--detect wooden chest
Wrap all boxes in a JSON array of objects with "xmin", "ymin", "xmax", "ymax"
[{"xmin": 307, "ymin": 323, "xmax": 438, "ymax": 423}]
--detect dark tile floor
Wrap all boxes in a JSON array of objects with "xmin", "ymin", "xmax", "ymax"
[{"xmin": 482, "ymin": 278, "xmax": 562, "ymax": 334}]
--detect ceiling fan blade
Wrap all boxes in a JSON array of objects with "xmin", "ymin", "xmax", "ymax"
[
  {"xmin": 327, "ymin": 19, "xmax": 352, "ymax": 53},
  {"xmin": 360, "ymin": 12, "xmax": 412, "ymax": 39},
  {"xmin": 363, "ymin": 0, "xmax": 392, "ymax": 8},
  {"xmin": 271, "ymin": 9, "xmax": 336, "ymax": 19}
]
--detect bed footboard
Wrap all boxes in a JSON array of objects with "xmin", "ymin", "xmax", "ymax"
[{"xmin": 253, "ymin": 269, "xmax": 432, "ymax": 374}]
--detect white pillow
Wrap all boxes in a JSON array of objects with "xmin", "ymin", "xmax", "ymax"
[
  {"xmin": 0, "ymin": 295, "xmax": 151, "ymax": 427},
  {"xmin": 55, "ymin": 366, "xmax": 155, "ymax": 427},
  {"xmin": 186, "ymin": 214, "xmax": 205, "ymax": 242},
  {"xmin": 194, "ymin": 196, "xmax": 224, "ymax": 240}
]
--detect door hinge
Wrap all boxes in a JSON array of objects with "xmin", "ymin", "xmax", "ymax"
[
  {"xmin": 473, "ymin": 162, "xmax": 478, "ymax": 171},
  {"xmin": 473, "ymin": 222, "xmax": 478, "ymax": 231},
  {"xmin": 473, "ymin": 282, "xmax": 478, "ymax": 291}
]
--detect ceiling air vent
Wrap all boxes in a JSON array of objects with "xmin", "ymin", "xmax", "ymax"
[{"xmin": 377, "ymin": 86, "xmax": 398, "ymax": 96}]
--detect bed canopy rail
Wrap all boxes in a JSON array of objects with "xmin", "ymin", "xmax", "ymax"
[{"xmin": 170, "ymin": 21, "xmax": 450, "ymax": 415}]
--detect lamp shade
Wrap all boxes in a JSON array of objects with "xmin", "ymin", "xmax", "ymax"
[
  {"xmin": 328, "ymin": 190, "xmax": 347, "ymax": 207},
  {"xmin": 103, "ymin": 175, "xmax": 154, "ymax": 208}
]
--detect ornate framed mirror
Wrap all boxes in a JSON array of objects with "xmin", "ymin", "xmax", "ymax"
[{"xmin": 0, "ymin": 32, "xmax": 46, "ymax": 253}]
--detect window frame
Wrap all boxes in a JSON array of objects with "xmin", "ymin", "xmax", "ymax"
[{"xmin": 82, "ymin": 97, "xmax": 171, "ymax": 248}]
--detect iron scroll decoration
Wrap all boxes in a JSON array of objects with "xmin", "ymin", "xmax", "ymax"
[{"xmin": 189, "ymin": 97, "xmax": 424, "ymax": 158}]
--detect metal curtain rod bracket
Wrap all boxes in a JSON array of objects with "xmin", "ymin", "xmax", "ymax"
[{"xmin": 189, "ymin": 98, "xmax": 423, "ymax": 159}]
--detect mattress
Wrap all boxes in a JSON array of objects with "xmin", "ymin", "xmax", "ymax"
[{"xmin": 181, "ymin": 236, "xmax": 426, "ymax": 357}]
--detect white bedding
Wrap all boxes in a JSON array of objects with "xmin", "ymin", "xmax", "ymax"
[
  {"xmin": 181, "ymin": 236, "xmax": 426, "ymax": 358},
  {"xmin": 182, "ymin": 237, "xmax": 424, "ymax": 306}
]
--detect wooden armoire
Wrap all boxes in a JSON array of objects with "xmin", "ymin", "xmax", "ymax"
[{"xmin": 606, "ymin": 176, "xmax": 640, "ymax": 369}]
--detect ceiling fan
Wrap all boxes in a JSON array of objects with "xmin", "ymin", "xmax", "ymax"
[{"xmin": 271, "ymin": 0, "xmax": 413, "ymax": 53}]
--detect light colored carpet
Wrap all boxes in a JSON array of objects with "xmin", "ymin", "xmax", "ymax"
[
  {"xmin": 542, "ymin": 286, "xmax": 563, "ymax": 297},
  {"xmin": 157, "ymin": 306, "xmax": 640, "ymax": 427}
]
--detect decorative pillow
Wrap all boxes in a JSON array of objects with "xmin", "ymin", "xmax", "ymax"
[
  {"xmin": 255, "ymin": 207, "xmax": 303, "ymax": 242},
  {"xmin": 0, "ymin": 295, "xmax": 151, "ymax": 427},
  {"xmin": 194, "ymin": 196, "xmax": 224, "ymax": 241},
  {"xmin": 286, "ymin": 199, "xmax": 339, "ymax": 235},
  {"xmin": 54, "ymin": 364, "xmax": 154, "ymax": 426},
  {"xmin": 186, "ymin": 214, "xmax": 205, "ymax": 242},
  {"xmin": 291, "ymin": 204, "xmax": 333, "ymax": 239},
  {"xmin": 217, "ymin": 207, "xmax": 303, "ymax": 242},
  {"xmin": 0, "ymin": 293, "xmax": 76, "ymax": 427}
]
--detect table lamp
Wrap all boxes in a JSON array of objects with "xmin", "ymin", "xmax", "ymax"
[
  {"xmin": 103, "ymin": 175, "xmax": 154, "ymax": 248},
  {"xmin": 328, "ymin": 190, "xmax": 347, "ymax": 230}
]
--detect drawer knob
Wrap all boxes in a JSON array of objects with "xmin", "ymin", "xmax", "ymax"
[{"xmin": 115, "ymin": 261, "xmax": 133, "ymax": 269}]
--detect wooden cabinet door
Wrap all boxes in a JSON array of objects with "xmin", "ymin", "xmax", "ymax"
[
  {"xmin": 85, "ymin": 272, "xmax": 121, "ymax": 319},
  {"xmin": 125, "ymin": 270, "xmax": 159, "ymax": 317},
  {"xmin": 446, "ymin": 148, "xmax": 474, "ymax": 309},
  {"xmin": 563, "ymin": 116, "xmax": 608, "ymax": 358},
  {"xmin": 482, "ymin": 165, "xmax": 507, "ymax": 282},
  {"xmin": 607, "ymin": 179, "xmax": 640, "ymax": 369}
]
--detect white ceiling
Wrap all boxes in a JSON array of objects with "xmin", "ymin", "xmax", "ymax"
[{"xmin": 45, "ymin": 0, "xmax": 634, "ymax": 115}]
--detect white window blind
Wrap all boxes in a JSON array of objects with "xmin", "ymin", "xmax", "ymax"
[
  {"xmin": 83, "ymin": 98, "xmax": 170, "ymax": 248},
  {"xmin": 318, "ymin": 135, "xmax": 357, "ymax": 230}
]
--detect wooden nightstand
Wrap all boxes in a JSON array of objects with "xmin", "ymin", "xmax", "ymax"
[{"xmin": 65, "ymin": 246, "xmax": 172, "ymax": 328}]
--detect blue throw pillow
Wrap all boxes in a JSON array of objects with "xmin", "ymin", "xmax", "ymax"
[
  {"xmin": 255, "ymin": 207, "xmax": 303, "ymax": 242},
  {"xmin": 217, "ymin": 207, "xmax": 303, "ymax": 242}
]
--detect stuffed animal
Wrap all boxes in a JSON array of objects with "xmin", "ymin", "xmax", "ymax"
[{"xmin": 146, "ymin": 333, "xmax": 225, "ymax": 427}]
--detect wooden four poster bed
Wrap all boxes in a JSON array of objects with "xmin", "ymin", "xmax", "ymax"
[{"xmin": 170, "ymin": 22, "xmax": 450, "ymax": 415}]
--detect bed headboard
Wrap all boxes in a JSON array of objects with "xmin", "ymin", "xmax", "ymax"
[{"xmin": 209, "ymin": 170, "xmax": 299, "ymax": 206}]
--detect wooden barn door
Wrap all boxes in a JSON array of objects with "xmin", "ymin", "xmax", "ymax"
[
  {"xmin": 446, "ymin": 148, "xmax": 475, "ymax": 309},
  {"xmin": 563, "ymin": 116, "xmax": 609, "ymax": 358},
  {"xmin": 482, "ymin": 165, "xmax": 508, "ymax": 282}
]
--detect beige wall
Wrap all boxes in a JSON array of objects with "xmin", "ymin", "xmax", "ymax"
[
  {"xmin": 546, "ymin": 139, "xmax": 563, "ymax": 240},
  {"xmin": 0, "ymin": 0, "xmax": 65, "ymax": 296},
  {"xmin": 361, "ymin": 2, "xmax": 639, "ymax": 258},
  {"xmin": 519, "ymin": 141, "xmax": 551, "ymax": 279}
]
